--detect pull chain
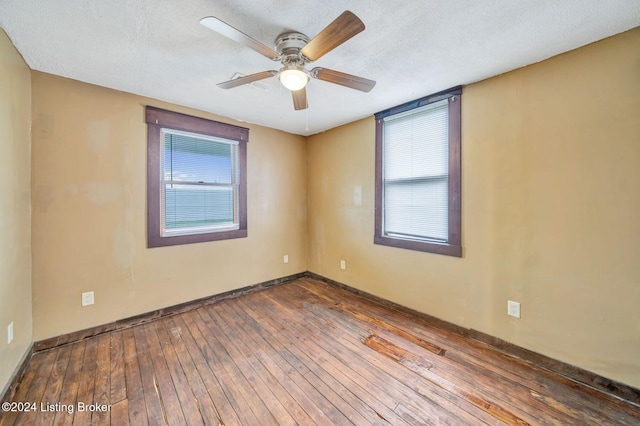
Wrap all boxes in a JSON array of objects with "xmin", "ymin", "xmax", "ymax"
[{"xmin": 305, "ymin": 107, "xmax": 309, "ymax": 132}]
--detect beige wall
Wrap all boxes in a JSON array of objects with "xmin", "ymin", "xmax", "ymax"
[
  {"xmin": 0, "ymin": 29, "xmax": 32, "ymax": 392},
  {"xmin": 307, "ymin": 28, "xmax": 640, "ymax": 388},
  {"xmin": 30, "ymin": 73, "xmax": 307, "ymax": 341}
]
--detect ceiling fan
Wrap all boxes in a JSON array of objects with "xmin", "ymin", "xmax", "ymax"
[{"xmin": 200, "ymin": 11, "xmax": 376, "ymax": 111}]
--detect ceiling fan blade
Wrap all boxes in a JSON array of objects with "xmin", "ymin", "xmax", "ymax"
[
  {"xmin": 217, "ymin": 71, "xmax": 277, "ymax": 89},
  {"xmin": 311, "ymin": 67, "xmax": 376, "ymax": 92},
  {"xmin": 300, "ymin": 11, "xmax": 365, "ymax": 62},
  {"xmin": 292, "ymin": 87, "xmax": 308, "ymax": 110},
  {"xmin": 200, "ymin": 17, "xmax": 281, "ymax": 61}
]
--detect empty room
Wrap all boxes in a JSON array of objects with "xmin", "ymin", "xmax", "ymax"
[{"xmin": 1, "ymin": 1, "xmax": 639, "ymax": 425}]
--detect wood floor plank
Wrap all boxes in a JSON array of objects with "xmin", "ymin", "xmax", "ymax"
[
  {"xmin": 53, "ymin": 341, "xmax": 86, "ymax": 426},
  {"xmin": 296, "ymin": 279, "xmax": 640, "ymax": 425},
  {"xmin": 291, "ymin": 284, "xmax": 509, "ymax": 425},
  {"xmin": 4, "ymin": 278, "xmax": 639, "ymax": 426},
  {"xmin": 258, "ymin": 286, "xmax": 493, "ymax": 425},
  {"xmin": 121, "ymin": 328, "xmax": 149, "ymax": 426},
  {"xmin": 92, "ymin": 334, "xmax": 111, "ymax": 426},
  {"xmin": 23, "ymin": 346, "xmax": 61, "ymax": 425},
  {"xmin": 224, "ymin": 297, "xmax": 392, "ymax": 426},
  {"xmin": 203, "ymin": 304, "xmax": 316, "ymax": 425},
  {"xmin": 140, "ymin": 323, "xmax": 188, "ymax": 425},
  {"xmin": 159, "ymin": 317, "xmax": 227, "ymax": 426},
  {"xmin": 180, "ymin": 310, "xmax": 265, "ymax": 426},
  {"xmin": 239, "ymin": 292, "xmax": 413, "ymax": 425},
  {"xmin": 257, "ymin": 290, "xmax": 409, "ymax": 410},
  {"xmin": 264, "ymin": 286, "xmax": 477, "ymax": 423},
  {"xmin": 132, "ymin": 325, "xmax": 166, "ymax": 425},
  {"xmin": 0, "ymin": 351, "xmax": 57, "ymax": 426},
  {"xmin": 168, "ymin": 315, "xmax": 243, "ymax": 426},
  {"xmin": 109, "ymin": 331, "xmax": 126, "ymax": 405},
  {"xmin": 153, "ymin": 319, "xmax": 206, "ymax": 425},
  {"xmin": 394, "ymin": 400, "xmax": 466, "ymax": 426},
  {"xmin": 214, "ymin": 300, "xmax": 357, "ymax": 425},
  {"xmin": 291, "ymin": 281, "xmax": 561, "ymax": 424},
  {"xmin": 193, "ymin": 308, "xmax": 281, "ymax": 425},
  {"xmin": 282, "ymin": 280, "xmax": 636, "ymax": 423},
  {"xmin": 1, "ymin": 369, "xmax": 33, "ymax": 425},
  {"xmin": 288, "ymin": 282, "xmax": 535, "ymax": 421},
  {"xmin": 364, "ymin": 334, "xmax": 529, "ymax": 425},
  {"xmin": 73, "ymin": 337, "xmax": 98, "ymax": 426},
  {"xmin": 109, "ymin": 399, "xmax": 128, "ymax": 425},
  {"xmin": 285, "ymin": 284, "xmax": 505, "ymax": 425},
  {"xmin": 34, "ymin": 343, "xmax": 73, "ymax": 425},
  {"xmin": 198, "ymin": 311, "xmax": 300, "ymax": 425}
]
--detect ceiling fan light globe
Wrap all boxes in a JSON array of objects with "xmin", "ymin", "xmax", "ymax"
[{"xmin": 279, "ymin": 69, "xmax": 309, "ymax": 91}]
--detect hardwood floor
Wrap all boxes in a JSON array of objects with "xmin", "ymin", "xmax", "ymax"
[{"xmin": 1, "ymin": 278, "xmax": 638, "ymax": 425}]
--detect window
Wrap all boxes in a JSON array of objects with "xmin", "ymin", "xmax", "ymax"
[
  {"xmin": 146, "ymin": 106, "xmax": 248, "ymax": 248},
  {"xmin": 374, "ymin": 87, "xmax": 462, "ymax": 257}
]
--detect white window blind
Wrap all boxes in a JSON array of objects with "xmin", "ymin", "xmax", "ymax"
[
  {"xmin": 382, "ymin": 99, "xmax": 449, "ymax": 242},
  {"xmin": 160, "ymin": 129, "xmax": 239, "ymax": 236}
]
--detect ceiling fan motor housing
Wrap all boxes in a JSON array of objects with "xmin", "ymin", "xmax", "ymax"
[{"xmin": 275, "ymin": 32, "xmax": 310, "ymax": 66}]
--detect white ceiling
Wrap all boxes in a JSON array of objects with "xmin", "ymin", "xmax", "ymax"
[{"xmin": 1, "ymin": 1, "xmax": 638, "ymax": 136}]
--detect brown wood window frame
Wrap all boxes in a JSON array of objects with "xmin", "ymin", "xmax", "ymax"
[
  {"xmin": 374, "ymin": 86, "xmax": 462, "ymax": 257},
  {"xmin": 146, "ymin": 106, "xmax": 248, "ymax": 248}
]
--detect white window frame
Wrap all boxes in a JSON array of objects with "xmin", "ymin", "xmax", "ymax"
[{"xmin": 160, "ymin": 128, "xmax": 240, "ymax": 237}]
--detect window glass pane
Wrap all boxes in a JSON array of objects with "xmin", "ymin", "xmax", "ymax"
[
  {"xmin": 164, "ymin": 133, "xmax": 233, "ymax": 184},
  {"xmin": 164, "ymin": 185, "xmax": 234, "ymax": 230},
  {"xmin": 384, "ymin": 102, "xmax": 449, "ymax": 181},
  {"xmin": 161, "ymin": 131, "xmax": 238, "ymax": 235},
  {"xmin": 384, "ymin": 178, "xmax": 448, "ymax": 241},
  {"xmin": 382, "ymin": 99, "xmax": 449, "ymax": 243}
]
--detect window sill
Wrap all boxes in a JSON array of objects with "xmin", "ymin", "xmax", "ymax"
[
  {"xmin": 374, "ymin": 235, "xmax": 462, "ymax": 257},
  {"xmin": 148, "ymin": 228, "xmax": 247, "ymax": 248}
]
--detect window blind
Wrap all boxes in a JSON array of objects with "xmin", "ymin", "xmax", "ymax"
[
  {"xmin": 161, "ymin": 129, "xmax": 239, "ymax": 236},
  {"xmin": 382, "ymin": 99, "xmax": 449, "ymax": 242}
]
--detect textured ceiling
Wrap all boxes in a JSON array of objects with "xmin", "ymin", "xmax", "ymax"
[{"xmin": 1, "ymin": 0, "xmax": 639, "ymax": 136}]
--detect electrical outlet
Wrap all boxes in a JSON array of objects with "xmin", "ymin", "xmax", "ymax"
[
  {"xmin": 82, "ymin": 291, "xmax": 94, "ymax": 307},
  {"xmin": 7, "ymin": 322, "xmax": 13, "ymax": 344},
  {"xmin": 508, "ymin": 300, "xmax": 521, "ymax": 318},
  {"xmin": 340, "ymin": 260, "xmax": 346, "ymax": 270},
  {"xmin": 283, "ymin": 254, "xmax": 289, "ymax": 264}
]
